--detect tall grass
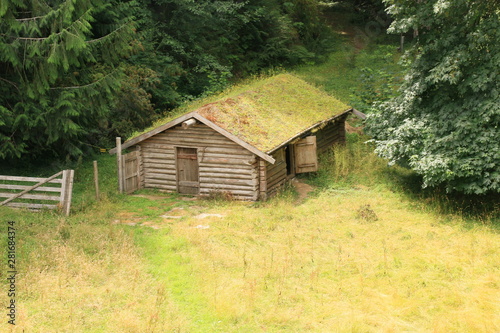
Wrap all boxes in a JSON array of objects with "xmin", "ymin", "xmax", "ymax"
[
  {"xmin": 308, "ymin": 133, "xmax": 387, "ymax": 189},
  {"xmin": 163, "ymin": 184, "xmax": 500, "ymax": 332}
]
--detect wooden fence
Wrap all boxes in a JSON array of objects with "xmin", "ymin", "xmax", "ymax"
[{"xmin": 0, "ymin": 170, "xmax": 75, "ymax": 216}]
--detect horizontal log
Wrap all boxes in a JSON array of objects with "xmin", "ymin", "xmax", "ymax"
[
  {"xmin": 181, "ymin": 118, "xmax": 197, "ymax": 129},
  {"xmin": 142, "ymin": 168, "xmax": 176, "ymax": 176},
  {"xmin": 267, "ymin": 170, "xmax": 287, "ymax": 188},
  {"xmin": 166, "ymin": 128, "xmax": 225, "ymax": 136},
  {"xmin": 140, "ymin": 142, "xmax": 175, "ymax": 150},
  {"xmin": 144, "ymin": 173, "xmax": 177, "ymax": 181},
  {"xmin": 200, "ymin": 152, "xmax": 255, "ymax": 161},
  {"xmin": 144, "ymin": 179, "xmax": 176, "ymax": 187},
  {"xmin": 142, "ymin": 161, "xmax": 175, "ymax": 169},
  {"xmin": 140, "ymin": 148, "xmax": 175, "ymax": 155},
  {"xmin": 142, "ymin": 152, "xmax": 174, "ymax": 159},
  {"xmin": 199, "ymin": 177, "xmax": 257, "ymax": 187},
  {"xmin": 144, "ymin": 176, "xmax": 176, "ymax": 184},
  {"xmin": 203, "ymin": 146, "xmax": 254, "ymax": 156},
  {"xmin": 0, "ymin": 175, "xmax": 63, "ymax": 184},
  {"xmin": 200, "ymin": 183, "xmax": 257, "ymax": 191},
  {"xmin": 199, "ymin": 193, "xmax": 258, "ymax": 201},
  {"xmin": 267, "ymin": 179, "xmax": 287, "ymax": 194},
  {"xmin": 154, "ymin": 130, "xmax": 225, "ymax": 139},
  {"xmin": 199, "ymin": 165, "xmax": 256, "ymax": 173},
  {"xmin": 0, "ymin": 184, "xmax": 61, "ymax": 192},
  {"xmin": 201, "ymin": 157, "xmax": 255, "ymax": 165},
  {"xmin": 267, "ymin": 162, "xmax": 286, "ymax": 176},
  {"xmin": 0, "ymin": 192, "xmax": 61, "ymax": 201},
  {"xmin": 144, "ymin": 184, "xmax": 177, "ymax": 191},
  {"xmin": 199, "ymin": 188, "xmax": 258, "ymax": 196},
  {"xmin": 171, "ymin": 124, "xmax": 218, "ymax": 132},
  {"xmin": 5, "ymin": 202, "xmax": 58, "ymax": 209},
  {"xmin": 142, "ymin": 157, "xmax": 174, "ymax": 163},
  {"xmin": 145, "ymin": 137, "xmax": 239, "ymax": 148},
  {"xmin": 199, "ymin": 172, "xmax": 257, "ymax": 180}
]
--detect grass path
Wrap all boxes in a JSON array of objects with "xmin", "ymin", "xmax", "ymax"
[{"xmin": 122, "ymin": 183, "xmax": 500, "ymax": 332}]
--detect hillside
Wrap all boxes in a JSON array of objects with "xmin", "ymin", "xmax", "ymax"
[{"xmin": 1, "ymin": 5, "xmax": 499, "ymax": 333}]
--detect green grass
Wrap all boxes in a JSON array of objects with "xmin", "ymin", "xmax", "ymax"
[
  {"xmin": 128, "ymin": 73, "xmax": 349, "ymax": 152},
  {"xmin": 294, "ymin": 42, "xmax": 404, "ymax": 109},
  {"xmin": 1, "ymin": 136, "xmax": 498, "ymax": 332}
]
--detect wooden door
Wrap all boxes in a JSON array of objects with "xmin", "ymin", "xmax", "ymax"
[
  {"xmin": 176, "ymin": 147, "xmax": 199, "ymax": 194},
  {"xmin": 294, "ymin": 136, "xmax": 318, "ymax": 174},
  {"xmin": 123, "ymin": 151, "xmax": 141, "ymax": 193}
]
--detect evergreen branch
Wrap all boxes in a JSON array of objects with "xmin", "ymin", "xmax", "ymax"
[
  {"xmin": 49, "ymin": 69, "xmax": 119, "ymax": 90},
  {"xmin": 2, "ymin": 7, "xmax": 93, "ymax": 42},
  {"xmin": 0, "ymin": 77, "xmax": 20, "ymax": 93},
  {"xmin": 15, "ymin": 16, "xmax": 46, "ymax": 22},
  {"xmin": 86, "ymin": 22, "xmax": 132, "ymax": 44}
]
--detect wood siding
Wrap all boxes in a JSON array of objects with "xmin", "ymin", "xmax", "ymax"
[
  {"xmin": 138, "ymin": 123, "xmax": 259, "ymax": 200},
  {"xmin": 265, "ymin": 148, "xmax": 288, "ymax": 198},
  {"xmin": 315, "ymin": 117, "xmax": 347, "ymax": 154}
]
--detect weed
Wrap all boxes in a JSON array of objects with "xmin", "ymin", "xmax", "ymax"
[{"xmin": 356, "ymin": 204, "xmax": 378, "ymax": 222}]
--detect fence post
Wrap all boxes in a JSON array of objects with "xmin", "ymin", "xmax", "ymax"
[
  {"xmin": 93, "ymin": 160, "xmax": 100, "ymax": 201},
  {"xmin": 116, "ymin": 137, "xmax": 124, "ymax": 194},
  {"xmin": 61, "ymin": 170, "xmax": 74, "ymax": 216}
]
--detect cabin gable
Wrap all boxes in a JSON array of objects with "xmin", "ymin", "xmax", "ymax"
[{"xmin": 136, "ymin": 122, "xmax": 260, "ymax": 201}]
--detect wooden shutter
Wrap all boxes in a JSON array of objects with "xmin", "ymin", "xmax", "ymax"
[{"xmin": 294, "ymin": 136, "xmax": 318, "ymax": 174}]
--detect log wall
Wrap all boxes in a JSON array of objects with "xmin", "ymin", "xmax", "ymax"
[
  {"xmin": 136, "ymin": 123, "xmax": 259, "ymax": 200},
  {"xmin": 315, "ymin": 117, "xmax": 347, "ymax": 154},
  {"xmin": 265, "ymin": 148, "xmax": 288, "ymax": 198}
]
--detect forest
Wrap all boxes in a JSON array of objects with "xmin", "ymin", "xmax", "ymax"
[{"xmin": 1, "ymin": 0, "xmax": 498, "ymax": 194}]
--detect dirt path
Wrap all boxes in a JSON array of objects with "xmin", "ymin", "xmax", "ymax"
[
  {"xmin": 323, "ymin": 9, "xmax": 369, "ymax": 51},
  {"xmin": 292, "ymin": 178, "xmax": 315, "ymax": 203}
]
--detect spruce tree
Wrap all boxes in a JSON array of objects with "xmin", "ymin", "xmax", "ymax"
[{"xmin": 0, "ymin": 0, "xmax": 136, "ymax": 159}]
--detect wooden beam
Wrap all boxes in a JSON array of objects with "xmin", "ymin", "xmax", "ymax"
[
  {"xmin": 259, "ymin": 158, "xmax": 267, "ymax": 201},
  {"xmin": 0, "ymin": 184, "xmax": 61, "ymax": 192},
  {"xmin": 5, "ymin": 202, "xmax": 58, "ymax": 209},
  {"xmin": 0, "ymin": 192, "xmax": 61, "ymax": 201},
  {"xmin": 116, "ymin": 137, "xmax": 124, "ymax": 194},
  {"xmin": 0, "ymin": 175, "xmax": 63, "ymax": 183},
  {"xmin": 352, "ymin": 108, "xmax": 367, "ymax": 120},
  {"xmin": 0, "ymin": 171, "xmax": 63, "ymax": 206},
  {"xmin": 93, "ymin": 160, "xmax": 100, "ymax": 201},
  {"xmin": 181, "ymin": 118, "xmax": 197, "ymax": 129},
  {"xmin": 108, "ymin": 111, "xmax": 199, "ymax": 154},
  {"xmin": 61, "ymin": 170, "xmax": 74, "ymax": 216}
]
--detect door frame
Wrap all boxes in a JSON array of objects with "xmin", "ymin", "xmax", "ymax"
[{"xmin": 175, "ymin": 146, "xmax": 200, "ymax": 194}]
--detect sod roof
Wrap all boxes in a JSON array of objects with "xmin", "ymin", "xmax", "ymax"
[{"xmin": 120, "ymin": 73, "xmax": 350, "ymax": 155}]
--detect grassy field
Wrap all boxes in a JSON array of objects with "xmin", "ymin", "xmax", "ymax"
[
  {"xmin": 1, "ymin": 136, "xmax": 499, "ymax": 332},
  {"xmin": 1, "ymin": 10, "xmax": 499, "ymax": 333}
]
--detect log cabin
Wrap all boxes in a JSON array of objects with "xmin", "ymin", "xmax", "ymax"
[{"xmin": 109, "ymin": 74, "xmax": 353, "ymax": 201}]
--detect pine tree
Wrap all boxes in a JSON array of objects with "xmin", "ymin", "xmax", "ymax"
[{"xmin": 0, "ymin": 0, "xmax": 136, "ymax": 159}]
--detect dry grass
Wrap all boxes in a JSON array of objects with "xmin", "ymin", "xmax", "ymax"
[
  {"xmin": 129, "ymin": 73, "xmax": 349, "ymax": 152},
  {"xmin": 0, "ymin": 208, "xmax": 188, "ymax": 333},
  {"xmin": 1, "ymin": 140, "xmax": 499, "ymax": 332},
  {"xmin": 168, "ymin": 189, "xmax": 500, "ymax": 332}
]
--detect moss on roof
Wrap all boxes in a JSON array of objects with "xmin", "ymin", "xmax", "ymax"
[{"xmin": 131, "ymin": 73, "xmax": 350, "ymax": 152}]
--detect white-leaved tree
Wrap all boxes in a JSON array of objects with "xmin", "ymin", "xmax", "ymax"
[{"xmin": 366, "ymin": 0, "xmax": 499, "ymax": 194}]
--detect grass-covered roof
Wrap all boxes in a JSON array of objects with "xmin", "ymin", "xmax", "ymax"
[{"xmin": 129, "ymin": 73, "xmax": 350, "ymax": 153}]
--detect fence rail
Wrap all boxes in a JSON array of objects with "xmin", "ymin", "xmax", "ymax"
[{"xmin": 0, "ymin": 170, "xmax": 74, "ymax": 216}]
